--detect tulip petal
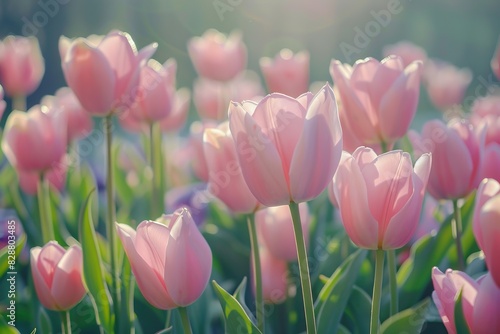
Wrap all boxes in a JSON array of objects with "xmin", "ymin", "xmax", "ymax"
[
  {"xmin": 134, "ymin": 221, "xmax": 171, "ymax": 275},
  {"xmin": 62, "ymin": 39, "xmax": 115, "ymax": 114},
  {"xmin": 229, "ymin": 102, "xmax": 290, "ymax": 206},
  {"xmin": 473, "ymin": 274, "xmax": 500, "ymax": 333},
  {"xmin": 36, "ymin": 241, "xmax": 66, "ymax": 288},
  {"xmin": 31, "ymin": 247, "xmax": 58, "ymax": 310},
  {"xmin": 51, "ymin": 245, "xmax": 86, "ymax": 310},
  {"xmin": 333, "ymin": 152, "xmax": 379, "ymax": 249},
  {"xmin": 290, "ymin": 84, "xmax": 342, "ymax": 202},
  {"xmin": 473, "ymin": 178, "xmax": 500, "ymax": 250},
  {"xmin": 479, "ymin": 196, "xmax": 500, "ymax": 287}
]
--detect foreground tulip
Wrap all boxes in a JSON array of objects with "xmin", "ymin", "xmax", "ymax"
[
  {"xmin": 188, "ymin": 29, "xmax": 246, "ymax": 82},
  {"xmin": 61, "ymin": 30, "xmax": 157, "ymax": 115},
  {"xmin": 382, "ymin": 40, "xmax": 427, "ymax": 67},
  {"xmin": 203, "ymin": 122, "xmax": 259, "ymax": 213},
  {"xmin": 116, "ymin": 208, "xmax": 212, "ymax": 310},
  {"xmin": 473, "ymin": 273, "xmax": 500, "ymax": 333},
  {"xmin": 229, "ymin": 83, "xmax": 342, "ymax": 206},
  {"xmin": 2, "ymin": 105, "xmax": 66, "ymax": 173},
  {"xmin": 474, "ymin": 178, "xmax": 500, "ymax": 287},
  {"xmin": 31, "ymin": 242, "xmax": 86, "ymax": 311},
  {"xmin": 0, "ymin": 36, "xmax": 44, "ymax": 109},
  {"xmin": 256, "ymin": 203, "xmax": 310, "ymax": 261},
  {"xmin": 260, "ymin": 49, "xmax": 309, "ymax": 97},
  {"xmin": 431, "ymin": 267, "xmax": 478, "ymax": 333},
  {"xmin": 332, "ymin": 147, "xmax": 431, "ymax": 250},
  {"xmin": 330, "ymin": 56, "xmax": 422, "ymax": 150}
]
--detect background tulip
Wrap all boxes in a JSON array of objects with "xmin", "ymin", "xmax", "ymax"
[
  {"xmin": 116, "ymin": 208, "xmax": 212, "ymax": 310},
  {"xmin": 330, "ymin": 56, "xmax": 422, "ymax": 149},
  {"xmin": 431, "ymin": 267, "xmax": 478, "ymax": 334},
  {"xmin": 2, "ymin": 105, "xmax": 67, "ymax": 173},
  {"xmin": 260, "ymin": 49, "xmax": 309, "ymax": 97},
  {"xmin": 256, "ymin": 203, "xmax": 310, "ymax": 261},
  {"xmin": 17, "ymin": 156, "xmax": 68, "ymax": 195},
  {"xmin": 229, "ymin": 83, "xmax": 342, "ymax": 206},
  {"xmin": 61, "ymin": 30, "xmax": 157, "ymax": 116},
  {"xmin": 30, "ymin": 242, "xmax": 86, "ymax": 311},
  {"xmin": 0, "ymin": 36, "xmax": 44, "ymax": 98},
  {"xmin": 491, "ymin": 36, "xmax": 500, "ymax": 80},
  {"xmin": 332, "ymin": 147, "xmax": 431, "ymax": 250},
  {"xmin": 383, "ymin": 40, "xmax": 427, "ymax": 67},
  {"xmin": 188, "ymin": 29, "xmax": 247, "ymax": 82},
  {"xmin": 159, "ymin": 88, "xmax": 191, "ymax": 132},
  {"xmin": 252, "ymin": 246, "xmax": 288, "ymax": 304}
]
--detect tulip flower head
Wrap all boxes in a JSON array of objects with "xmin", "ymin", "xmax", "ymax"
[
  {"xmin": 332, "ymin": 147, "xmax": 431, "ymax": 250},
  {"xmin": 383, "ymin": 40, "xmax": 427, "ymax": 67},
  {"xmin": 116, "ymin": 208, "xmax": 212, "ymax": 310},
  {"xmin": 229, "ymin": 83, "xmax": 342, "ymax": 206},
  {"xmin": 491, "ymin": 36, "xmax": 500, "ymax": 80},
  {"xmin": 30, "ymin": 242, "xmax": 86, "ymax": 311}
]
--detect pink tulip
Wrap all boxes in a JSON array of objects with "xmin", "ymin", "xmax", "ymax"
[
  {"xmin": 203, "ymin": 122, "xmax": 259, "ymax": 213},
  {"xmin": 229, "ymin": 83, "xmax": 342, "ymax": 206},
  {"xmin": 42, "ymin": 87, "xmax": 93, "ymax": 142},
  {"xmin": 480, "ymin": 144, "xmax": 500, "ymax": 182},
  {"xmin": 189, "ymin": 121, "xmax": 214, "ymax": 182},
  {"xmin": 127, "ymin": 59, "xmax": 176, "ymax": 123},
  {"xmin": 252, "ymin": 246, "xmax": 288, "ymax": 304},
  {"xmin": 30, "ymin": 242, "xmax": 86, "ymax": 311},
  {"xmin": 159, "ymin": 88, "xmax": 191, "ymax": 132},
  {"xmin": 382, "ymin": 41, "xmax": 427, "ymax": 67},
  {"xmin": 431, "ymin": 267, "xmax": 478, "ymax": 334},
  {"xmin": 256, "ymin": 203, "xmax": 310, "ymax": 261},
  {"xmin": 18, "ymin": 156, "xmax": 68, "ymax": 195},
  {"xmin": 193, "ymin": 72, "xmax": 263, "ymax": 121},
  {"xmin": 116, "ymin": 208, "xmax": 212, "ymax": 309},
  {"xmin": 471, "ymin": 95, "xmax": 500, "ymax": 118},
  {"xmin": 473, "ymin": 273, "xmax": 500, "ymax": 333},
  {"xmin": 413, "ymin": 119, "xmax": 483, "ymax": 200},
  {"xmin": 331, "ymin": 147, "xmax": 431, "ymax": 250},
  {"xmin": 260, "ymin": 49, "xmax": 309, "ymax": 97},
  {"xmin": 473, "ymin": 178, "xmax": 500, "ymax": 287},
  {"xmin": 330, "ymin": 56, "xmax": 422, "ymax": 148},
  {"xmin": 424, "ymin": 59, "xmax": 472, "ymax": 110},
  {"xmin": 61, "ymin": 30, "xmax": 157, "ymax": 116},
  {"xmin": 2, "ymin": 105, "xmax": 67, "ymax": 173},
  {"xmin": 492, "ymin": 36, "xmax": 500, "ymax": 80},
  {"xmin": 0, "ymin": 85, "xmax": 5, "ymax": 120},
  {"xmin": 188, "ymin": 29, "xmax": 247, "ymax": 82},
  {"xmin": 0, "ymin": 36, "xmax": 44, "ymax": 97}
]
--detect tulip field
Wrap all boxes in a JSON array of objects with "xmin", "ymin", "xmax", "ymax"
[{"xmin": 1, "ymin": 3, "xmax": 500, "ymax": 334}]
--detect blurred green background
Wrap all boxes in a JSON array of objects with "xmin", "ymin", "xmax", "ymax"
[{"xmin": 0, "ymin": 0, "xmax": 499, "ymax": 126}]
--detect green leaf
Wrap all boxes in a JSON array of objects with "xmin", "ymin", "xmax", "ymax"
[
  {"xmin": 0, "ymin": 315, "xmax": 20, "ymax": 333},
  {"xmin": 232, "ymin": 277, "xmax": 256, "ymax": 324},
  {"xmin": 454, "ymin": 290, "xmax": 472, "ymax": 334},
  {"xmin": 212, "ymin": 280, "xmax": 262, "ymax": 334},
  {"xmin": 37, "ymin": 306, "xmax": 52, "ymax": 334},
  {"xmin": 79, "ymin": 189, "xmax": 114, "ymax": 333},
  {"xmin": 314, "ymin": 249, "xmax": 368, "ymax": 333},
  {"xmin": 0, "ymin": 232, "xmax": 26, "ymax": 277},
  {"xmin": 341, "ymin": 286, "xmax": 371, "ymax": 334},
  {"xmin": 381, "ymin": 298, "xmax": 430, "ymax": 334}
]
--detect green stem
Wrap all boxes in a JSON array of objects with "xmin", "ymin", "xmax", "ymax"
[
  {"xmin": 452, "ymin": 200, "xmax": 465, "ymax": 270},
  {"xmin": 60, "ymin": 311, "xmax": 71, "ymax": 334},
  {"xmin": 380, "ymin": 141, "xmax": 388, "ymax": 154},
  {"xmin": 387, "ymin": 250, "xmax": 398, "ymax": 316},
  {"xmin": 165, "ymin": 310, "xmax": 172, "ymax": 329},
  {"xmin": 37, "ymin": 173, "xmax": 54, "ymax": 242},
  {"xmin": 370, "ymin": 250, "xmax": 385, "ymax": 334},
  {"xmin": 104, "ymin": 115, "xmax": 120, "ymax": 327},
  {"xmin": 150, "ymin": 123, "xmax": 164, "ymax": 218},
  {"xmin": 13, "ymin": 94, "xmax": 26, "ymax": 111},
  {"xmin": 247, "ymin": 213, "xmax": 264, "ymax": 333},
  {"xmin": 289, "ymin": 202, "xmax": 316, "ymax": 334},
  {"xmin": 178, "ymin": 307, "xmax": 192, "ymax": 334}
]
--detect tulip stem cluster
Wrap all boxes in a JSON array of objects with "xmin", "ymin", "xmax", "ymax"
[
  {"xmin": 370, "ymin": 249, "xmax": 385, "ymax": 334},
  {"xmin": 178, "ymin": 307, "xmax": 192, "ymax": 334},
  {"xmin": 387, "ymin": 250, "xmax": 398, "ymax": 315},
  {"xmin": 289, "ymin": 201, "xmax": 316, "ymax": 334},
  {"xmin": 37, "ymin": 173, "xmax": 54, "ymax": 243},
  {"xmin": 60, "ymin": 310, "xmax": 71, "ymax": 334},
  {"xmin": 150, "ymin": 122, "xmax": 164, "ymax": 218},
  {"xmin": 104, "ymin": 115, "xmax": 120, "ymax": 327},
  {"xmin": 452, "ymin": 200, "xmax": 465, "ymax": 270},
  {"xmin": 247, "ymin": 213, "xmax": 264, "ymax": 332}
]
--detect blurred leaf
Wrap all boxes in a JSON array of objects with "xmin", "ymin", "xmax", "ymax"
[
  {"xmin": 112, "ymin": 143, "xmax": 134, "ymax": 208},
  {"xmin": 338, "ymin": 324, "xmax": 352, "ymax": 334},
  {"xmin": 454, "ymin": 290, "xmax": 471, "ymax": 334},
  {"xmin": 397, "ymin": 194, "xmax": 475, "ymax": 309},
  {"xmin": 212, "ymin": 280, "xmax": 262, "ymax": 334},
  {"xmin": 0, "ymin": 316, "xmax": 20, "ymax": 333},
  {"xmin": 381, "ymin": 298, "xmax": 430, "ymax": 334},
  {"xmin": 37, "ymin": 306, "xmax": 51, "ymax": 334},
  {"xmin": 30, "ymin": 329, "xmax": 36, "ymax": 334},
  {"xmin": 314, "ymin": 249, "xmax": 367, "ymax": 333},
  {"xmin": 79, "ymin": 189, "xmax": 114, "ymax": 333},
  {"xmin": 0, "ymin": 232, "xmax": 26, "ymax": 277},
  {"xmin": 341, "ymin": 286, "xmax": 371, "ymax": 334}
]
